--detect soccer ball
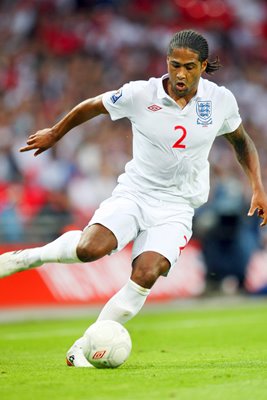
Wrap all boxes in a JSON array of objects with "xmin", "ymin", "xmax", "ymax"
[{"xmin": 83, "ymin": 320, "xmax": 132, "ymax": 368}]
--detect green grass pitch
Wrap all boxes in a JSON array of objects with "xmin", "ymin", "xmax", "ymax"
[{"xmin": 1, "ymin": 300, "xmax": 267, "ymax": 400}]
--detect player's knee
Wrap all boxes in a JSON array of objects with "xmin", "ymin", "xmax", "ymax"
[
  {"xmin": 76, "ymin": 236, "xmax": 107, "ymax": 262},
  {"xmin": 131, "ymin": 259, "xmax": 169, "ymax": 289},
  {"xmin": 76, "ymin": 225, "xmax": 117, "ymax": 262},
  {"xmin": 131, "ymin": 268, "xmax": 160, "ymax": 288}
]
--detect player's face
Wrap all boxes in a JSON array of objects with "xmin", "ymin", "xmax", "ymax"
[{"xmin": 167, "ymin": 47, "xmax": 207, "ymax": 101}]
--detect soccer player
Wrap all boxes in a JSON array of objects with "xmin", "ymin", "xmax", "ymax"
[{"xmin": 1, "ymin": 30, "xmax": 267, "ymax": 367}]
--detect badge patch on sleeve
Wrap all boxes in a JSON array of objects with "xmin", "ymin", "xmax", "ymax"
[{"xmin": 110, "ymin": 89, "xmax": 122, "ymax": 104}]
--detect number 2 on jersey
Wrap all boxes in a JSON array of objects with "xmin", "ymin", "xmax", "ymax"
[{"xmin": 172, "ymin": 125, "xmax": 187, "ymax": 149}]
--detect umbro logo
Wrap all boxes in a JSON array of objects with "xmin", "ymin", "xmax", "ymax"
[
  {"xmin": 92, "ymin": 350, "xmax": 106, "ymax": 359},
  {"xmin": 147, "ymin": 104, "xmax": 162, "ymax": 112}
]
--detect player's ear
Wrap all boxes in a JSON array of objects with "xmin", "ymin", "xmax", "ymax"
[{"xmin": 201, "ymin": 60, "xmax": 208, "ymax": 73}]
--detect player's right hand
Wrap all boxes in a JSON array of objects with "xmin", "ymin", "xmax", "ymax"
[{"xmin": 20, "ymin": 128, "xmax": 58, "ymax": 156}]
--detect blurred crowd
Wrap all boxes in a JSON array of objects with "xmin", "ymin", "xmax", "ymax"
[{"xmin": 0, "ymin": 0, "xmax": 267, "ymax": 284}]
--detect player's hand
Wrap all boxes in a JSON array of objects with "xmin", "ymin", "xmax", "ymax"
[
  {"xmin": 248, "ymin": 191, "xmax": 267, "ymax": 227},
  {"xmin": 20, "ymin": 128, "xmax": 58, "ymax": 156}
]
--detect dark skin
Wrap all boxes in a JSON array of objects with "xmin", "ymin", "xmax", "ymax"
[
  {"xmin": 19, "ymin": 47, "xmax": 267, "ymax": 289},
  {"xmin": 224, "ymin": 124, "xmax": 267, "ymax": 223},
  {"xmin": 165, "ymin": 47, "xmax": 207, "ymax": 108}
]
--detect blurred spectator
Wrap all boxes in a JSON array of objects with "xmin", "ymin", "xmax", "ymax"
[
  {"xmin": 194, "ymin": 167, "xmax": 260, "ymax": 294},
  {"xmin": 32, "ymin": 189, "xmax": 73, "ymax": 241},
  {"xmin": 0, "ymin": 183, "xmax": 24, "ymax": 243}
]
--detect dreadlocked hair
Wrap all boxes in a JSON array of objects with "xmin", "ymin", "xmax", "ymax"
[{"xmin": 167, "ymin": 30, "xmax": 222, "ymax": 75}]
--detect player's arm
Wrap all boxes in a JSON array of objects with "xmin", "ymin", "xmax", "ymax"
[
  {"xmin": 20, "ymin": 95, "xmax": 108, "ymax": 156},
  {"xmin": 224, "ymin": 123, "xmax": 267, "ymax": 226}
]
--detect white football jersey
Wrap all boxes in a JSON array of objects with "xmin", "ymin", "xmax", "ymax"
[{"xmin": 102, "ymin": 74, "xmax": 241, "ymax": 208}]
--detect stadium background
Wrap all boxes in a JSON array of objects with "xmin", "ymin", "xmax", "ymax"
[{"xmin": 0, "ymin": 0, "xmax": 267, "ymax": 310}]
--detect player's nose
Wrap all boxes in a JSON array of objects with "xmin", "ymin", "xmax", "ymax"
[{"xmin": 176, "ymin": 67, "xmax": 186, "ymax": 79}]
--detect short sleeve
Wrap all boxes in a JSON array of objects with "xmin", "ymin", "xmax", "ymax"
[
  {"xmin": 217, "ymin": 88, "xmax": 242, "ymax": 136},
  {"xmin": 102, "ymin": 82, "xmax": 134, "ymax": 121}
]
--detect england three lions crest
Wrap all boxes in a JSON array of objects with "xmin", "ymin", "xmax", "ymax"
[{"xmin": 196, "ymin": 101, "xmax": 212, "ymax": 126}]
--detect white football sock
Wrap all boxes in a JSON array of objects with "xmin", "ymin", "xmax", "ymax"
[
  {"xmin": 24, "ymin": 230, "xmax": 83, "ymax": 267},
  {"xmin": 96, "ymin": 279, "xmax": 151, "ymax": 324}
]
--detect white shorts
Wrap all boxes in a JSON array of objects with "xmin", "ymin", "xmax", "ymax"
[{"xmin": 87, "ymin": 188, "xmax": 194, "ymax": 271}]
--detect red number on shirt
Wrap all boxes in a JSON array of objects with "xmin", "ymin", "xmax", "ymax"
[{"xmin": 172, "ymin": 125, "xmax": 187, "ymax": 149}]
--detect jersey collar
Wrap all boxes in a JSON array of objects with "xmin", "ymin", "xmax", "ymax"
[
  {"xmin": 157, "ymin": 73, "xmax": 169, "ymax": 99},
  {"xmin": 158, "ymin": 74, "xmax": 204, "ymax": 101}
]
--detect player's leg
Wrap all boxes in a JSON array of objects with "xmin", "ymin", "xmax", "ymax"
[
  {"xmin": 95, "ymin": 222, "xmax": 191, "ymax": 325},
  {"xmin": 67, "ymin": 204, "xmax": 193, "ymax": 367},
  {"xmin": 67, "ymin": 250, "xmax": 169, "ymax": 367},
  {"xmin": 66, "ymin": 226, "xmax": 189, "ymax": 367},
  {"xmin": 0, "ymin": 224, "xmax": 117, "ymax": 278},
  {"xmin": 96, "ymin": 251, "xmax": 169, "ymax": 323}
]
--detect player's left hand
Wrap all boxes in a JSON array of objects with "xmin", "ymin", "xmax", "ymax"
[{"xmin": 248, "ymin": 191, "xmax": 267, "ymax": 227}]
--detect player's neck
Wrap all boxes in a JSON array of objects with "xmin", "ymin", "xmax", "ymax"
[{"xmin": 174, "ymin": 96, "xmax": 189, "ymax": 109}]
